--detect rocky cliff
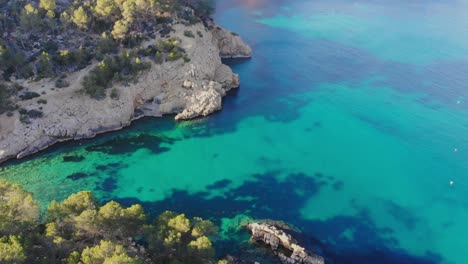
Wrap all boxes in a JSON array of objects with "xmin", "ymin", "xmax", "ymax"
[
  {"xmin": 247, "ymin": 222, "xmax": 325, "ymax": 264},
  {"xmin": 0, "ymin": 22, "xmax": 251, "ymax": 163}
]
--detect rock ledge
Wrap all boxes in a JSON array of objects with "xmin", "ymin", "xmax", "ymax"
[
  {"xmin": 247, "ymin": 222, "xmax": 325, "ymax": 264},
  {"xmin": 0, "ymin": 21, "xmax": 251, "ymax": 164}
]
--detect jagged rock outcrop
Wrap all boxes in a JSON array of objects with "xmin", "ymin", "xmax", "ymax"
[
  {"xmin": 0, "ymin": 22, "xmax": 251, "ymax": 164},
  {"xmin": 208, "ymin": 20, "xmax": 252, "ymax": 59},
  {"xmin": 175, "ymin": 81, "xmax": 224, "ymax": 120},
  {"xmin": 247, "ymin": 222, "xmax": 325, "ymax": 264}
]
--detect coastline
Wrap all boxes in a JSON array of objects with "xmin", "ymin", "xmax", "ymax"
[{"xmin": 0, "ymin": 20, "xmax": 251, "ymax": 164}]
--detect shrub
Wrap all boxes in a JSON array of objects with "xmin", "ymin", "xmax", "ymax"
[
  {"xmin": 18, "ymin": 108, "xmax": 28, "ymax": 115},
  {"xmin": 19, "ymin": 114, "xmax": 30, "ymax": 124},
  {"xmin": 82, "ymin": 52, "xmax": 150, "ymax": 99},
  {"xmin": 197, "ymin": 31, "xmax": 203, "ymax": 37},
  {"xmin": 110, "ymin": 88, "xmax": 119, "ymax": 99},
  {"xmin": 43, "ymin": 40, "xmax": 59, "ymax": 54},
  {"xmin": 27, "ymin": 109, "xmax": 43, "ymax": 118},
  {"xmin": 0, "ymin": 43, "xmax": 27, "ymax": 80},
  {"xmin": 36, "ymin": 51, "xmax": 54, "ymax": 78},
  {"xmin": 72, "ymin": 47, "xmax": 93, "ymax": 69},
  {"xmin": 184, "ymin": 30, "xmax": 195, "ymax": 38},
  {"xmin": 19, "ymin": 91, "xmax": 40, "ymax": 101},
  {"xmin": 167, "ymin": 52, "xmax": 182, "ymax": 61},
  {"xmin": 82, "ymin": 75, "xmax": 106, "ymax": 99},
  {"xmin": 156, "ymin": 39, "xmax": 180, "ymax": 53},
  {"xmin": 19, "ymin": 4, "xmax": 45, "ymax": 32},
  {"xmin": 54, "ymin": 49, "xmax": 73, "ymax": 66},
  {"xmin": 55, "ymin": 78, "xmax": 70, "ymax": 88},
  {"xmin": 154, "ymin": 51, "xmax": 163, "ymax": 64},
  {"xmin": 98, "ymin": 33, "xmax": 118, "ymax": 55},
  {"xmin": 160, "ymin": 24, "xmax": 174, "ymax": 37},
  {"xmin": 183, "ymin": 54, "xmax": 190, "ymax": 63},
  {"xmin": 18, "ymin": 108, "xmax": 43, "ymax": 124},
  {"xmin": 16, "ymin": 63, "xmax": 34, "ymax": 79},
  {"xmin": 38, "ymin": 99, "xmax": 47, "ymax": 104},
  {"xmin": 152, "ymin": 39, "xmax": 187, "ymax": 62},
  {"xmin": 12, "ymin": 84, "xmax": 24, "ymax": 92}
]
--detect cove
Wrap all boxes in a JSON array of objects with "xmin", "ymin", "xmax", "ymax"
[{"xmin": 2, "ymin": 0, "xmax": 468, "ymax": 263}]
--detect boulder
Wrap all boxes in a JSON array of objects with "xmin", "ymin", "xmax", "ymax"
[
  {"xmin": 247, "ymin": 222, "xmax": 325, "ymax": 264},
  {"xmin": 209, "ymin": 21, "xmax": 252, "ymax": 59},
  {"xmin": 175, "ymin": 82, "xmax": 223, "ymax": 120},
  {"xmin": 183, "ymin": 80, "xmax": 193, "ymax": 89}
]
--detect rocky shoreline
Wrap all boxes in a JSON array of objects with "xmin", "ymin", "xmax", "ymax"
[
  {"xmin": 0, "ymin": 20, "xmax": 251, "ymax": 164},
  {"xmin": 247, "ymin": 222, "xmax": 325, "ymax": 264}
]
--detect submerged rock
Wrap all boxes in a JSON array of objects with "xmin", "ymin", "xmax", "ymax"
[{"xmin": 247, "ymin": 222, "xmax": 325, "ymax": 264}]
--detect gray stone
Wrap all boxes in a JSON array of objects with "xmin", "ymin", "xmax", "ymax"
[
  {"xmin": 247, "ymin": 223, "xmax": 325, "ymax": 264},
  {"xmin": 209, "ymin": 20, "xmax": 253, "ymax": 59}
]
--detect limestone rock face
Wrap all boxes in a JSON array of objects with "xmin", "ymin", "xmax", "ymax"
[
  {"xmin": 215, "ymin": 64, "xmax": 240, "ymax": 88},
  {"xmin": 0, "ymin": 22, "xmax": 251, "ymax": 163},
  {"xmin": 210, "ymin": 20, "xmax": 253, "ymax": 59},
  {"xmin": 247, "ymin": 222, "xmax": 325, "ymax": 264},
  {"xmin": 175, "ymin": 81, "xmax": 223, "ymax": 120}
]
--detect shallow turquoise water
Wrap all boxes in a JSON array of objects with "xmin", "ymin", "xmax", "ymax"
[{"xmin": 2, "ymin": 0, "xmax": 468, "ymax": 263}]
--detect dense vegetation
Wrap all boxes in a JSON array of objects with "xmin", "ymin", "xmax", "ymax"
[
  {"xmin": 0, "ymin": 83, "xmax": 18, "ymax": 114},
  {"xmin": 0, "ymin": 179, "xmax": 222, "ymax": 263},
  {"xmin": 0, "ymin": 0, "xmax": 214, "ymax": 102}
]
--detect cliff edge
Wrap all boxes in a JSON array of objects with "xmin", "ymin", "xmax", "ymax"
[
  {"xmin": 247, "ymin": 222, "xmax": 325, "ymax": 264},
  {"xmin": 0, "ymin": 22, "xmax": 251, "ymax": 163}
]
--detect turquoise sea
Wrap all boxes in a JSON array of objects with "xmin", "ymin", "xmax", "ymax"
[{"xmin": 2, "ymin": 0, "xmax": 468, "ymax": 263}]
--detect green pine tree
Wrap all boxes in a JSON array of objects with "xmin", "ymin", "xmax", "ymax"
[{"xmin": 72, "ymin": 6, "xmax": 90, "ymax": 29}]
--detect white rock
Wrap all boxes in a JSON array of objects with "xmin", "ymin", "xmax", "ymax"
[{"xmin": 183, "ymin": 80, "xmax": 193, "ymax": 89}]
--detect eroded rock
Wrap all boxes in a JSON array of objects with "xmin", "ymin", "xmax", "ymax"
[
  {"xmin": 209, "ymin": 20, "xmax": 252, "ymax": 59},
  {"xmin": 175, "ymin": 81, "xmax": 223, "ymax": 120},
  {"xmin": 247, "ymin": 222, "xmax": 325, "ymax": 264},
  {"xmin": 0, "ymin": 22, "xmax": 252, "ymax": 163}
]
